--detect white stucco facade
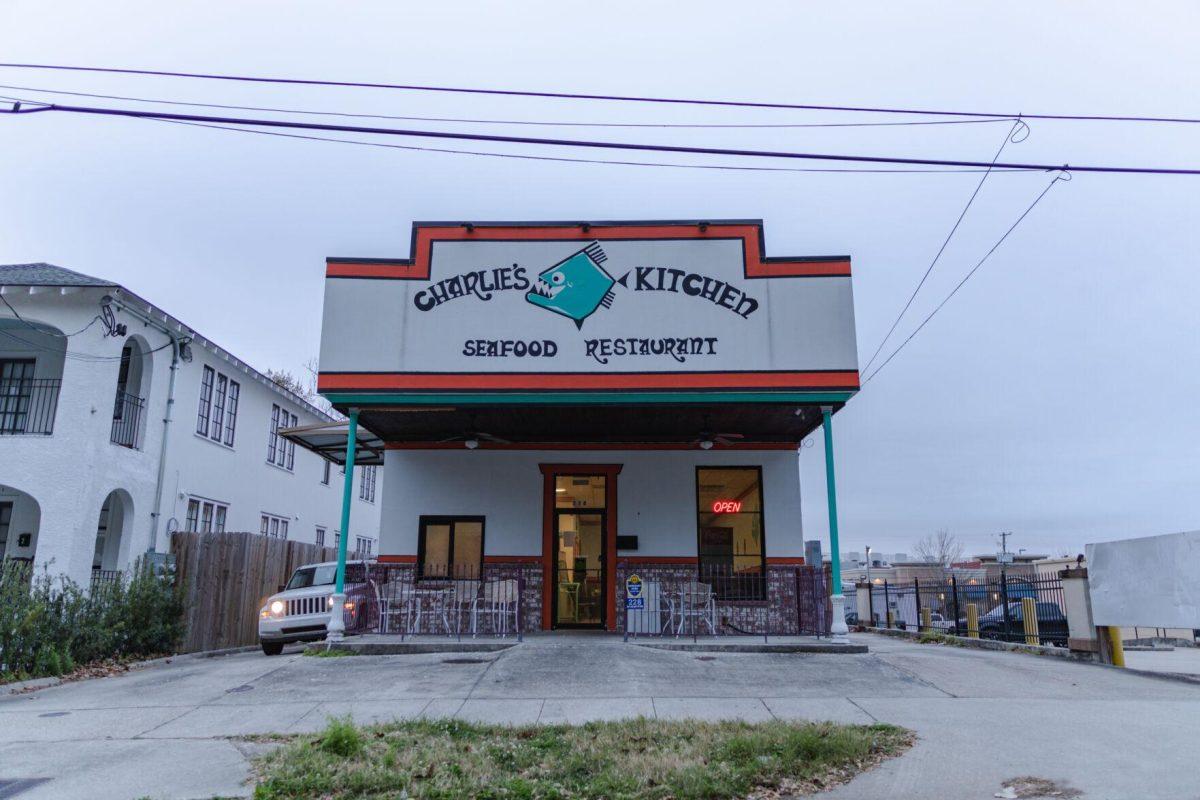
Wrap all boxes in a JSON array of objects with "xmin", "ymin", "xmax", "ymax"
[
  {"xmin": 0, "ymin": 265, "xmax": 381, "ymax": 587},
  {"xmin": 380, "ymin": 448, "xmax": 803, "ymax": 559}
]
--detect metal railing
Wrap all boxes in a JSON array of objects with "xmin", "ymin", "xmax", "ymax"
[
  {"xmin": 867, "ymin": 570, "xmax": 1068, "ymax": 646},
  {"xmin": 0, "ymin": 378, "xmax": 61, "ymax": 436},
  {"xmin": 90, "ymin": 569, "xmax": 123, "ymax": 592},
  {"xmin": 345, "ymin": 563, "xmax": 524, "ymax": 641},
  {"xmin": 110, "ymin": 390, "xmax": 145, "ymax": 448},
  {"xmin": 622, "ymin": 563, "xmax": 831, "ymax": 641}
]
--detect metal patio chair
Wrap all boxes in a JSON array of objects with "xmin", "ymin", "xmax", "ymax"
[
  {"xmin": 447, "ymin": 578, "xmax": 482, "ymax": 636},
  {"xmin": 471, "ymin": 578, "xmax": 520, "ymax": 637},
  {"xmin": 675, "ymin": 580, "xmax": 717, "ymax": 636}
]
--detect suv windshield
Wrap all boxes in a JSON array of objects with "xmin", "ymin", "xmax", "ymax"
[{"xmin": 286, "ymin": 565, "xmax": 338, "ymax": 590}]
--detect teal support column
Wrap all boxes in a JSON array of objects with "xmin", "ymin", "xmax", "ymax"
[
  {"xmin": 327, "ymin": 408, "xmax": 359, "ymax": 642},
  {"xmin": 335, "ymin": 408, "xmax": 360, "ymax": 595},
  {"xmin": 822, "ymin": 407, "xmax": 842, "ymax": 592},
  {"xmin": 821, "ymin": 405, "xmax": 850, "ymax": 641}
]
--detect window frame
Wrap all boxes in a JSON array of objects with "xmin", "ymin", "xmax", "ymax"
[
  {"xmin": 315, "ymin": 527, "xmax": 326, "ymax": 547},
  {"xmin": 185, "ymin": 497, "xmax": 229, "ymax": 533},
  {"xmin": 196, "ymin": 366, "xmax": 215, "ymax": 436},
  {"xmin": 321, "ymin": 460, "xmax": 331, "ymax": 485},
  {"xmin": 416, "ymin": 515, "xmax": 485, "ymax": 580},
  {"xmin": 267, "ymin": 403, "xmax": 298, "ymax": 470},
  {"xmin": 694, "ymin": 466, "xmax": 767, "ymax": 600},
  {"xmin": 358, "ymin": 465, "xmax": 377, "ymax": 503},
  {"xmin": 196, "ymin": 366, "xmax": 240, "ymax": 445},
  {"xmin": 260, "ymin": 513, "xmax": 290, "ymax": 539},
  {"xmin": 223, "ymin": 380, "xmax": 240, "ymax": 446}
]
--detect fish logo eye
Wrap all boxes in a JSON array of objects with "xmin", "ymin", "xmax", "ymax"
[{"xmin": 525, "ymin": 242, "xmax": 616, "ymax": 330}]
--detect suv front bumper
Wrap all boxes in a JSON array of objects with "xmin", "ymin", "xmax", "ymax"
[{"xmin": 258, "ymin": 613, "xmax": 332, "ymax": 644}]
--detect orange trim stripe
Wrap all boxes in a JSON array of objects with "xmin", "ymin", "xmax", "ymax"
[
  {"xmin": 326, "ymin": 223, "xmax": 851, "ymax": 280},
  {"xmin": 318, "ymin": 371, "xmax": 859, "ymax": 392}
]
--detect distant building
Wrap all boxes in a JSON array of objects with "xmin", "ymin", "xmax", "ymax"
[
  {"xmin": 972, "ymin": 552, "xmax": 1049, "ymax": 580},
  {"xmin": 0, "ymin": 263, "xmax": 381, "ymax": 586}
]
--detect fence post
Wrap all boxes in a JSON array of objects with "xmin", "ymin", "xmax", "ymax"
[
  {"xmin": 1021, "ymin": 596, "xmax": 1039, "ymax": 645},
  {"xmin": 1000, "ymin": 569, "xmax": 1012, "ymax": 642},
  {"xmin": 517, "ymin": 572, "xmax": 524, "ymax": 643},
  {"xmin": 967, "ymin": 603, "xmax": 979, "ymax": 637},
  {"xmin": 883, "ymin": 581, "xmax": 891, "ymax": 628},
  {"xmin": 867, "ymin": 580, "xmax": 875, "ymax": 626},
  {"xmin": 950, "ymin": 576, "xmax": 961, "ymax": 636},
  {"xmin": 913, "ymin": 578, "xmax": 922, "ymax": 632}
]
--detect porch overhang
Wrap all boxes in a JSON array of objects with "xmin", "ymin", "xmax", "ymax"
[
  {"xmin": 278, "ymin": 421, "xmax": 386, "ymax": 465},
  {"xmin": 317, "ymin": 397, "xmax": 850, "ymax": 448}
]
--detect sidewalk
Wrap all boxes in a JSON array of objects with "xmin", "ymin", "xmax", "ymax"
[{"xmin": 1, "ymin": 633, "xmax": 1198, "ymax": 799}]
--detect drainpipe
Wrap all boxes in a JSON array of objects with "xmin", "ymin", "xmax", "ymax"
[{"xmin": 109, "ymin": 296, "xmax": 187, "ymax": 554}]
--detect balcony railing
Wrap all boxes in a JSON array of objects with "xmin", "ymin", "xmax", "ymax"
[
  {"xmin": 0, "ymin": 378, "xmax": 61, "ymax": 436},
  {"xmin": 111, "ymin": 390, "xmax": 145, "ymax": 448}
]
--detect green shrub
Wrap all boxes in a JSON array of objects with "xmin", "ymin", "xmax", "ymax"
[
  {"xmin": 0, "ymin": 558, "xmax": 185, "ymax": 683},
  {"xmin": 318, "ymin": 715, "xmax": 365, "ymax": 758}
]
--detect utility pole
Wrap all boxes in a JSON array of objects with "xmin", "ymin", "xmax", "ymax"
[{"xmin": 999, "ymin": 531, "xmax": 1012, "ymax": 555}]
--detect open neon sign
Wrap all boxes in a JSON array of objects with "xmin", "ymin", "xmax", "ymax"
[{"xmin": 711, "ymin": 500, "xmax": 743, "ymax": 514}]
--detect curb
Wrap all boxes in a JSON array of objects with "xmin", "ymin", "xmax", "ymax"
[
  {"xmin": 865, "ymin": 628, "xmax": 1200, "ymax": 685},
  {"xmin": 319, "ymin": 641, "xmax": 520, "ymax": 655},
  {"xmin": 2, "ymin": 644, "xmax": 260, "ymax": 695},
  {"xmin": 635, "ymin": 642, "xmax": 868, "ymax": 654},
  {"xmin": 864, "ymin": 627, "xmax": 1091, "ymax": 660}
]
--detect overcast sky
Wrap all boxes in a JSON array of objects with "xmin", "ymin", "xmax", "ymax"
[{"xmin": 2, "ymin": 1, "xmax": 1197, "ymax": 559}]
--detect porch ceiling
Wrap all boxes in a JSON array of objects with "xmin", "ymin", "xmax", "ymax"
[{"xmin": 348, "ymin": 403, "xmax": 831, "ymax": 446}]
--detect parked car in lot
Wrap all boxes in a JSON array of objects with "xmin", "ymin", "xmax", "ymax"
[
  {"xmin": 969, "ymin": 601, "xmax": 1069, "ymax": 647},
  {"xmin": 925, "ymin": 612, "xmax": 954, "ymax": 632},
  {"xmin": 257, "ymin": 560, "xmax": 373, "ymax": 654}
]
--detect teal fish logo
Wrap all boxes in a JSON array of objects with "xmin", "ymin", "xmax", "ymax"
[{"xmin": 525, "ymin": 242, "xmax": 616, "ymax": 329}]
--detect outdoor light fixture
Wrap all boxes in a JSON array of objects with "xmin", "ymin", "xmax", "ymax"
[
  {"xmin": 699, "ymin": 439, "xmax": 714, "ymax": 450},
  {"xmin": 464, "ymin": 438, "xmax": 480, "ymax": 449}
]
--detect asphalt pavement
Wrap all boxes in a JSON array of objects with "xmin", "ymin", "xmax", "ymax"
[{"xmin": 1, "ymin": 633, "xmax": 1198, "ymax": 799}]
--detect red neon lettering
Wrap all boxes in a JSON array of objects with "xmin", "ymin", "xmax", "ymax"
[{"xmin": 711, "ymin": 500, "xmax": 742, "ymax": 514}]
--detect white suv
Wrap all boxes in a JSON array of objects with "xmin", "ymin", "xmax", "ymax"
[{"xmin": 257, "ymin": 560, "xmax": 371, "ymax": 655}]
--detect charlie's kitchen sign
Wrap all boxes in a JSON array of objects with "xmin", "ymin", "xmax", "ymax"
[{"xmin": 318, "ymin": 221, "xmax": 860, "ymax": 394}]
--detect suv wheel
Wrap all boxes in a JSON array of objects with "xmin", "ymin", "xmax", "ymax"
[{"xmin": 261, "ymin": 641, "xmax": 284, "ymax": 656}]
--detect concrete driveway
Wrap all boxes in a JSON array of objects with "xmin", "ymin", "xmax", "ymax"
[{"xmin": 2, "ymin": 634, "xmax": 1198, "ymax": 799}]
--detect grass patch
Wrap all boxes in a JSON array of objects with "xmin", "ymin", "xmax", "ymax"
[
  {"xmin": 917, "ymin": 632, "xmax": 965, "ymax": 647},
  {"xmin": 303, "ymin": 647, "xmax": 357, "ymax": 658},
  {"xmin": 252, "ymin": 716, "xmax": 913, "ymax": 799}
]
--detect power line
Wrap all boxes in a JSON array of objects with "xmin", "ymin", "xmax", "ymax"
[
  {"xmin": 1, "ymin": 63, "xmax": 1198, "ymax": 124},
  {"xmin": 862, "ymin": 119, "xmax": 1026, "ymax": 374},
  {"xmin": 0, "ymin": 83, "xmax": 1019, "ymax": 130},
  {"xmin": 146, "ymin": 116, "xmax": 1038, "ymax": 175},
  {"xmin": 862, "ymin": 171, "xmax": 1070, "ymax": 384},
  {"xmin": 4, "ymin": 102, "xmax": 1198, "ymax": 175},
  {"xmin": 0, "ymin": 326, "xmax": 172, "ymax": 362},
  {"xmin": 0, "ymin": 88, "xmax": 1036, "ymax": 175}
]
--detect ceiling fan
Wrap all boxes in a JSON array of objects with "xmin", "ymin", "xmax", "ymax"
[
  {"xmin": 436, "ymin": 430, "xmax": 511, "ymax": 449},
  {"xmin": 436, "ymin": 414, "xmax": 511, "ymax": 448},
  {"xmin": 692, "ymin": 430, "xmax": 744, "ymax": 450}
]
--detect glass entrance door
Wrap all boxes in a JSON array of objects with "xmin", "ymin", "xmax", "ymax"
[{"xmin": 552, "ymin": 475, "xmax": 606, "ymax": 628}]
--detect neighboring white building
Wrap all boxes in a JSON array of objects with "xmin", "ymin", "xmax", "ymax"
[{"xmin": 0, "ymin": 263, "xmax": 381, "ymax": 586}]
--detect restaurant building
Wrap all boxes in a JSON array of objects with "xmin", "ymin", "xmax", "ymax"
[{"xmin": 311, "ymin": 220, "xmax": 859, "ymax": 638}]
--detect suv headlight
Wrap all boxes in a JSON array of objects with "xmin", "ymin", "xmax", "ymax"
[{"xmin": 270, "ymin": 600, "xmax": 285, "ymax": 616}]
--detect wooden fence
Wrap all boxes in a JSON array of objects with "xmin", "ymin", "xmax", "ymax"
[{"xmin": 171, "ymin": 531, "xmax": 341, "ymax": 653}]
